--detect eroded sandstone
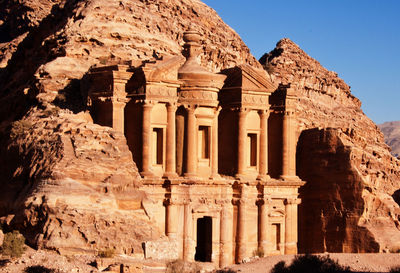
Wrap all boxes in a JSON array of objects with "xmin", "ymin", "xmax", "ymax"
[{"xmin": 261, "ymin": 39, "xmax": 400, "ymax": 252}]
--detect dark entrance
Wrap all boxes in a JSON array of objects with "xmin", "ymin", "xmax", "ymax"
[{"xmin": 195, "ymin": 216, "xmax": 212, "ymax": 262}]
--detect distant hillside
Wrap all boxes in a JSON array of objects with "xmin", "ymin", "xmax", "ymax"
[{"xmin": 379, "ymin": 121, "xmax": 400, "ymax": 157}]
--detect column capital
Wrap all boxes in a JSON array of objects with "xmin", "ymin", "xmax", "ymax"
[
  {"xmin": 214, "ymin": 105, "xmax": 222, "ymax": 115},
  {"xmin": 141, "ymin": 100, "xmax": 156, "ymax": 107},
  {"xmin": 111, "ymin": 97, "xmax": 130, "ymax": 104},
  {"xmin": 232, "ymin": 198, "xmax": 249, "ymax": 206},
  {"xmin": 167, "ymin": 101, "xmax": 178, "ymax": 110},
  {"xmin": 216, "ymin": 198, "xmax": 233, "ymax": 206},
  {"xmin": 258, "ymin": 109, "xmax": 270, "ymax": 118},
  {"xmin": 284, "ymin": 109, "xmax": 295, "ymax": 116},
  {"xmin": 284, "ymin": 198, "xmax": 300, "ymax": 205},
  {"xmin": 183, "ymin": 104, "xmax": 198, "ymax": 112}
]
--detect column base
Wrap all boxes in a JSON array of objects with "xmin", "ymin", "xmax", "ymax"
[
  {"xmin": 140, "ymin": 171, "xmax": 157, "ymax": 179},
  {"xmin": 258, "ymin": 240, "xmax": 269, "ymax": 254},
  {"xmin": 257, "ymin": 174, "xmax": 271, "ymax": 181},
  {"xmin": 280, "ymin": 175, "xmax": 300, "ymax": 182},
  {"xmin": 163, "ymin": 172, "xmax": 179, "ymax": 180},
  {"xmin": 236, "ymin": 245, "xmax": 247, "ymax": 263},
  {"xmin": 167, "ymin": 233, "xmax": 178, "ymax": 241},
  {"xmin": 284, "ymin": 242, "xmax": 298, "ymax": 254},
  {"xmin": 210, "ymin": 173, "xmax": 221, "ymax": 180},
  {"xmin": 183, "ymin": 238, "xmax": 195, "ymax": 262},
  {"xmin": 184, "ymin": 172, "xmax": 198, "ymax": 179},
  {"xmin": 235, "ymin": 173, "xmax": 246, "ymax": 181}
]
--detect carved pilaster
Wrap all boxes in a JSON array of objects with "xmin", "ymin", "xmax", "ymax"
[
  {"xmin": 236, "ymin": 108, "xmax": 249, "ymax": 179},
  {"xmin": 111, "ymin": 97, "xmax": 129, "ymax": 134},
  {"xmin": 141, "ymin": 101, "xmax": 155, "ymax": 178},
  {"xmin": 259, "ymin": 197, "xmax": 272, "ymax": 254},
  {"xmin": 219, "ymin": 199, "xmax": 233, "ymax": 267},
  {"xmin": 211, "ymin": 106, "xmax": 222, "ymax": 179},
  {"xmin": 280, "ymin": 84, "xmax": 300, "ymax": 181},
  {"xmin": 236, "ymin": 184, "xmax": 249, "ymax": 262},
  {"xmin": 284, "ymin": 198, "xmax": 299, "ymax": 254},
  {"xmin": 258, "ymin": 109, "xmax": 270, "ymax": 181},
  {"xmin": 183, "ymin": 203, "xmax": 194, "ymax": 261},
  {"xmin": 184, "ymin": 105, "xmax": 198, "ymax": 178},
  {"xmin": 165, "ymin": 198, "xmax": 178, "ymax": 240},
  {"xmin": 164, "ymin": 102, "xmax": 178, "ymax": 179}
]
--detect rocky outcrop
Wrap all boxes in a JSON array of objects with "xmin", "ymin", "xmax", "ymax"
[
  {"xmin": 261, "ymin": 39, "xmax": 400, "ymax": 252},
  {"xmin": 0, "ymin": 107, "xmax": 160, "ymax": 254},
  {"xmin": 378, "ymin": 121, "xmax": 400, "ymax": 158}
]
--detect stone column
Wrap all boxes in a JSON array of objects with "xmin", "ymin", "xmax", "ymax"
[
  {"xmin": 281, "ymin": 109, "xmax": 297, "ymax": 179},
  {"xmin": 166, "ymin": 200, "xmax": 178, "ymax": 240},
  {"xmin": 258, "ymin": 109, "xmax": 270, "ymax": 180},
  {"xmin": 185, "ymin": 106, "xmax": 197, "ymax": 178},
  {"xmin": 259, "ymin": 198, "xmax": 270, "ymax": 254},
  {"xmin": 236, "ymin": 108, "xmax": 248, "ymax": 179},
  {"xmin": 183, "ymin": 203, "xmax": 194, "ymax": 261},
  {"xmin": 236, "ymin": 184, "xmax": 248, "ymax": 262},
  {"xmin": 220, "ymin": 200, "xmax": 233, "ymax": 267},
  {"xmin": 164, "ymin": 102, "xmax": 178, "ymax": 179},
  {"xmin": 284, "ymin": 198, "xmax": 298, "ymax": 254},
  {"xmin": 211, "ymin": 107, "xmax": 221, "ymax": 179},
  {"xmin": 141, "ymin": 101, "xmax": 153, "ymax": 177},
  {"xmin": 111, "ymin": 98, "xmax": 127, "ymax": 134}
]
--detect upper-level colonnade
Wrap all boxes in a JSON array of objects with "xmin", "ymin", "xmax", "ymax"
[{"xmin": 85, "ymin": 30, "xmax": 299, "ymax": 183}]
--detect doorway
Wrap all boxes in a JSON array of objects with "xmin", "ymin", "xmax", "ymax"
[{"xmin": 195, "ymin": 216, "xmax": 212, "ymax": 262}]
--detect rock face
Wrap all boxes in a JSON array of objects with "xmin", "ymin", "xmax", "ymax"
[
  {"xmin": 1, "ymin": 108, "xmax": 159, "ymax": 254},
  {"xmin": 0, "ymin": 229, "xmax": 3, "ymax": 247},
  {"xmin": 0, "ymin": 0, "xmax": 261, "ymax": 255},
  {"xmin": 260, "ymin": 39, "xmax": 400, "ymax": 253},
  {"xmin": 378, "ymin": 121, "xmax": 400, "ymax": 158}
]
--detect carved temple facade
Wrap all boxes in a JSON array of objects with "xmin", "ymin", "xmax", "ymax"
[{"xmin": 85, "ymin": 31, "xmax": 305, "ymax": 267}]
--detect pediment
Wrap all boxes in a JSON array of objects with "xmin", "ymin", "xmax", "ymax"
[
  {"xmin": 142, "ymin": 55, "xmax": 185, "ymax": 83},
  {"xmin": 222, "ymin": 64, "xmax": 276, "ymax": 94},
  {"xmin": 239, "ymin": 64, "xmax": 276, "ymax": 93}
]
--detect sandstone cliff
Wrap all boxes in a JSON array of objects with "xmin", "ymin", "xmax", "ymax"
[
  {"xmin": 261, "ymin": 39, "xmax": 400, "ymax": 252},
  {"xmin": 0, "ymin": 0, "xmax": 261, "ymax": 254},
  {"xmin": 378, "ymin": 121, "xmax": 400, "ymax": 158}
]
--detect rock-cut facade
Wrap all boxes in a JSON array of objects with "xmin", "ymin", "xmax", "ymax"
[{"xmin": 84, "ymin": 31, "xmax": 305, "ymax": 267}]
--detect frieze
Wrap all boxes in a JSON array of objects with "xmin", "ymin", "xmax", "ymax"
[
  {"xmin": 179, "ymin": 90, "xmax": 218, "ymax": 101},
  {"xmin": 284, "ymin": 198, "xmax": 301, "ymax": 205},
  {"xmin": 215, "ymin": 199, "xmax": 232, "ymax": 206},
  {"xmin": 242, "ymin": 94, "xmax": 267, "ymax": 104},
  {"xmin": 146, "ymin": 86, "xmax": 177, "ymax": 97}
]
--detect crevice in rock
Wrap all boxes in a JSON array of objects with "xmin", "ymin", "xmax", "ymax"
[{"xmin": 392, "ymin": 189, "xmax": 400, "ymax": 207}]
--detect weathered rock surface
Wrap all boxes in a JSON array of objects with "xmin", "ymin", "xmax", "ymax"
[
  {"xmin": 0, "ymin": 229, "xmax": 3, "ymax": 246},
  {"xmin": 1, "ymin": 107, "xmax": 160, "ymax": 254},
  {"xmin": 378, "ymin": 121, "xmax": 400, "ymax": 158},
  {"xmin": 261, "ymin": 39, "xmax": 400, "ymax": 252}
]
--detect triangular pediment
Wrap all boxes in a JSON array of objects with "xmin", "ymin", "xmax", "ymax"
[
  {"xmin": 221, "ymin": 64, "xmax": 276, "ymax": 93},
  {"xmin": 142, "ymin": 55, "xmax": 185, "ymax": 83},
  {"xmin": 239, "ymin": 64, "xmax": 276, "ymax": 93}
]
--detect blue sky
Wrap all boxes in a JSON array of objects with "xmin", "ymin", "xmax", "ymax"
[{"xmin": 202, "ymin": 0, "xmax": 400, "ymax": 124}]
